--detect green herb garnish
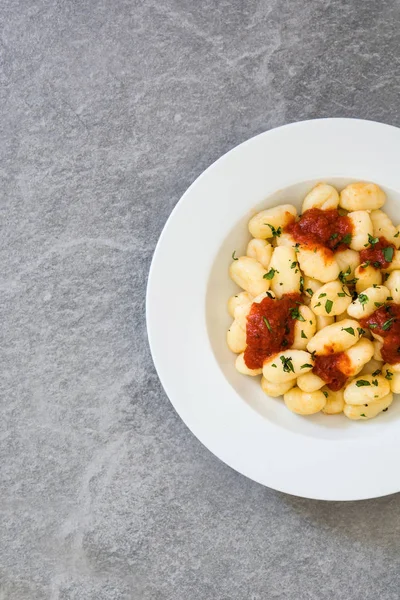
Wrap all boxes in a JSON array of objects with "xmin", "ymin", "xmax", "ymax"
[
  {"xmin": 264, "ymin": 268, "xmax": 276, "ymax": 280},
  {"xmin": 382, "ymin": 318, "xmax": 395, "ymax": 331},
  {"xmin": 368, "ymin": 234, "xmax": 379, "ymax": 246},
  {"xmin": 325, "ymin": 299, "xmax": 333, "ymax": 314},
  {"xmin": 263, "ymin": 316, "xmax": 272, "ymax": 332},
  {"xmin": 266, "ymin": 223, "xmax": 282, "ymax": 237},
  {"xmin": 289, "ymin": 306, "xmax": 306, "ymax": 322},
  {"xmin": 358, "ymin": 293, "xmax": 369, "ymax": 309},
  {"xmin": 356, "ymin": 380, "xmax": 371, "ymax": 387},
  {"xmin": 341, "ymin": 327, "xmax": 355, "ymax": 336},
  {"xmin": 280, "ymin": 355, "xmax": 294, "ymax": 373},
  {"xmin": 383, "ymin": 246, "xmax": 394, "ymax": 262}
]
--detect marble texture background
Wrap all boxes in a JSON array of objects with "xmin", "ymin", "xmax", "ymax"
[{"xmin": 2, "ymin": 0, "xmax": 400, "ymax": 598}]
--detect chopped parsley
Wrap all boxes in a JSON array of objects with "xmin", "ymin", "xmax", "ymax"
[
  {"xmin": 325, "ymin": 299, "xmax": 333, "ymax": 314},
  {"xmin": 374, "ymin": 302, "xmax": 383, "ymax": 308},
  {"xmin": 339, "ymin": 267, "xmax": 357, "ymax": 285},
  {"xmin": 357, "ymin": 327, "xmax": 365, "ymax": 336},
  {"xmin": 358, "ymin": 293, "xmax": 369, "ymax": 309},
  {"xmin": 301, "ymin": 363, "xmax": 313, "ymax": 369},
  {"xmin": 372, "ymin": 379, "xmax": 378, "ymax": 386},
  {"xmin": 361, "ymin": 260, "xmax": 371, "ymax": 268},
  {"xmin": 337, "ymin": 292, "xmax": 346, "ymax": 297},
  {"xmin": 300, "ymin": 330, "xmax": 307, "ymax": 339},
  {"xmin": 232, "ymin": 250, "xmax": 238, "ymax": 260},
  {"xmin": 306, "ymin": 288, "xmax": 314, "ymax": 297},
  {"xmin": 319, "ymin": 293, "xmax": 327, "ymax": 298},
  {"xmin": 289, "ymin": 306, "xmax": 306, "ymax": 322},
  {"xmin": 368, "ymin": 234, "xmax": 379, "ymax": 246},
  {"xmin": 271, "ymin": 363, "xmax": 277, "ymax": 368},
  {"xmin": 360, "ymin": 414, "xmax": 367, "ymax": 417},
  {"xmin": 342, "ymin": 327, "xmax": 355, "ymax": 336},
  {"xmin": 290, "ymin": 261, "xmax": 298, "ymax": 269},
  {"xmin": 341, "ymin": 233, "xmax": 352, "ymax": 246},
  {"xmin": 330, "ymin": 233, "xmax": 338, "ymax": 240},
  {"xmin": 373, "ymin": 261, "xmax": 381, "ymax": 268},
  {"xmin": 323, "ymin": 391, "xmax": 328, "ymax": 398},
  {"xmin": 369, "ymin": 323, "xmax": 378, "ymax": 329},
  {"xmin": 382, "ymin": 318, "xmax": 395, "ymax": 331},
  {"xmin": 280, "ymin": 355, "xmax": 294, "ymax": 373},
  {"xmin": 264, "ymin": 268, "xmax": 276, "ymax": 280},
  {"xmin": 385, "ymin": 369, "xmax": 393, "ymax": 381},
  {"xmin": 300, "ymin": 276, "xmax": 304, "ymax": 292},
  {"xmin": 395, "ymin": 231, "xmax": 400, "ymax": 238},
  {"xmin": 266, "ymin": 223, "xmax": 282, "ymax": 237},
  {"xmin": 372, "ymin": 369, "xmax": 382, "ymax": 376},
  {"xmin": 386, "ymin": 296, "xmax": 393, "ymax": 301},
  {"xmin": 383, "ymin": 246, "xmax": 394, "ymax": 262},
  {"xmin": 263, "ymin": 316, "xmax": 272, "ymax": 332},
  {"xmin": 356, "ymin": 380, "xmax": 371, "ymax": 387}
]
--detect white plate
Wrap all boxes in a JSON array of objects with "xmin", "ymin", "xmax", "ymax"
[{"xmin": 147, "ymin": 118, "xmax": 400, "ymax": 501}]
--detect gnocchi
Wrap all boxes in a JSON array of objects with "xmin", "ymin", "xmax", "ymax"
[
  {"xmin": 248, "ymin": 205, "xmax": 297, "ymax": 239},
  {"xmin": 229, "ymin": 256, "xmax": 270, "ymax": 297},
  {"xmin": 228, "ymin": 181, "xmax": 400, "ymax": 421}
]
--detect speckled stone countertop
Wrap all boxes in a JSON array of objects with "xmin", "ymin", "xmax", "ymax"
[{"xmin": 2, "ymin": 1, "xmax": 400, "ymax": 599}]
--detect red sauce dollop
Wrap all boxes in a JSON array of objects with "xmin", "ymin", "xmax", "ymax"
[
  {"xmin": 312, "ymin": 353, "xmax": 351, "ymax": 391},
  {"xmin": 360, "ymin": 303, "xmax": 400, "ymax": 364},
  {"xmin": 359, "ymin": 237, "xmax": 395, "ymax": 270},
  {"xmin": 285, "ymin": 208, "xmax": 353, "ymax": 254},
  {"xmin": 244, "ymin": 293, "xmax": 301, "ymax": 369}
]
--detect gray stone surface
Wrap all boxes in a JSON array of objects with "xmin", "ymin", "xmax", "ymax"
[{"xmin": 2, "ymin": 0, "xmax": 400, "ymax": 598}]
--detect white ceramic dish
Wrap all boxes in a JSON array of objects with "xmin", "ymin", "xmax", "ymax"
[{"xmin": 147, "ymin": 118, "xmax": 400, "ymax": 501}]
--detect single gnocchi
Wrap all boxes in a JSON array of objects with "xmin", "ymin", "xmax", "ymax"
[
  {"xmin": 227, "ymin": 181, "xmax": 400, "ymax": 422},
  {"xmin": 284, "ymin": 387, "xmax": 327, "ymax": 415},
  {"xmin": 340, "ymin": 182, "xmax": 386, "ymax": 211},
  {"xmin": 297, "ymin": 246, "xmax": 340, "ymax": 283},
  {"xmin": 292, "ymin": 305, "xmax": 316, "ymax": 350},
  {"xmin": 246, "ymin": 238, "xmax": 273, "ymax": 269},
  {"xmin": 321, "ymin": 388, "xmax": 345, "ymax": 415},
  {"xmin": 229, "ymin": 256, "xmax": 270, "ymax": 297},
  {"xmin": 248, "ymin": 204, "xmax": 297, "ymax": 239},
  {"xmin": 311, "ymin": 281, "xmax": 352, "ymax": 316},
  {"xmin": 261, "ymin": 377, "xmax": 295, "ymax": 397},
  {"xmin": 307, "ymin": 319, "xmax": 361, "ymax": 355},
  {"xmin": 347, "ymin": 286, "xmax": 390, "ymax": 319},
  {"xmin": 344, "ymin": 393, "xmax": 393, "ymax": 420},
  {"xmin": 347, "ymin": 211, "xmax": 373, "ymax": 251},
  {"xmin": 269, "ymin": 246, "xmax": 301, "ymax": 298},
  {"xmin": 302, "ymin": 183, "xmax": 339, "ymax": 212},
  {"xmin": 263, "ymin": 350, "xmax": 314, "ymax": 383},
  {"xmin": 227, "ymin": 291, "xmax": 253, "ymax": 318},
  {"xmin": 386, "ymin": 270, "xmax": 400, "ymax": 303},
  {"xmin": 344, "ymin": 374, "xmax": 390, "ymax": 404}
]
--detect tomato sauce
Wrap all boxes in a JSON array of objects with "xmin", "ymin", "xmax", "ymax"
[
  {"xmin": 360, "ymin": 303, "xmax": 400, "ymax": 364},
  {"xmin": 285, "ymin": 208, "xmax": 353, "ymax": 254},
  {"xmin": 359, "ymin": 237, "xmax": 395, "ymax": 270},
  {"xmin": 244, "ymin": 293, "xmax": 301, "ymax": 369},
  {"xmin": 312, "ymin": 353, "xmax": 351, "ymax": 391}
]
